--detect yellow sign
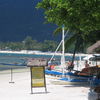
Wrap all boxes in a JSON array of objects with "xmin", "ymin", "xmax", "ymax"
[{"xmin": 31, "ymin": 67, "xmax": 45, "ymax": 87}]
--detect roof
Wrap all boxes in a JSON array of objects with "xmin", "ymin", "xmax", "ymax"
[{"xmin": 87, "ymin": 41, "xmax": 100, "ymax": 53}]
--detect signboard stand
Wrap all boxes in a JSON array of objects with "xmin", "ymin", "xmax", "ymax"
[
  {"xmin": 27, "ymin": 58, "xmax": 47, "ymax": 94},
  {"xmin": 9, "ymin": 67, "xmax": 14, "ymax": 83},
  {"xmin": 30, "ymin": 67, "xmax": 33, "ymax": 94},
  {"xmin": 30, "ymin": 66, "xmax": 47, "ymax": 94}
]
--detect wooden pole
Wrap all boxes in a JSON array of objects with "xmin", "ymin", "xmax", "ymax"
[
  {"xmin": 9, "ymin": 67, "xmax": 14, "ymax": 83},
  {"xmin": 30, "ymin": 67, "xmax": 33, "ymax": 94}
]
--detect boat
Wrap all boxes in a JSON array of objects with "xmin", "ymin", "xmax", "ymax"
[
  {"xmin": 45, "ymin": 26, "xmax": 100, "ymax": 85},
  {"xmin": 46, "ymin": 25, "xmax": 67, "ymax": 76},
  {"xmin": 58, "ymin": 55, "xmax": 100, "ymax": 86},
  {"xmin": 87, "ymin": 55, "xmax": 100, "ymax": 100}
]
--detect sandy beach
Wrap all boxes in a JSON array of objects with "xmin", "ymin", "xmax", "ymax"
[{"xmin": 0, "ymin": 68, "xmax": 89, "ymax": 100}]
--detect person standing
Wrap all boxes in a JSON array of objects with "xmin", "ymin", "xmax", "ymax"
[
  {"xmin": 67, "ymin": 60, "xmax": 74, "ymax": 71},
  {"xmin": 85, "ymin": 60, "xmax": 90, "ymax": 68}
]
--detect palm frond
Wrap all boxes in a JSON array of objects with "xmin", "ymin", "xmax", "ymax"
[
  {"xmin": 53, "ymin": 27, "xmax": 62, "ymax": 35},
  {"xmin": 65, "ymin": 33, "xmax": 77, "ymax": 50},
  {"xmin": 53, "ymin": 26, "xmax": 69, "ymax": 36}
]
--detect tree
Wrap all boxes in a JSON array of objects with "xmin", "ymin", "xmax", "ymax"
[
  {"xmin": 43, "ymin": 40, "xmax": 58, "ymax": 51},
  {"xmin": 37, "ymin": 0, "xmax": 100, "ymax": 33},
  {"xmin": 23, "ymin": 36, "xmax": 33, "ymax": 50},
  {"xmin": 37, "ymin": 0, "xmax": 100, "ymax": 52},
  {"xmin": 9, "ymin": 42, "xmax": 23, "ymax": 50}
]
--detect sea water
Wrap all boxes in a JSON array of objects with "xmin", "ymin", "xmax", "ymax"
[{"xmin": 0, "ymin": 53, "xmax": 84, "ymax": 70}]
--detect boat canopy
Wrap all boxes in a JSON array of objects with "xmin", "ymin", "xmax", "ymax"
[
  {"xmin": 83, "ymin": 55, "xmax": 100, "ymax": 61},
  {"xmin": 89, "ymin": 55, "xmax": 100, "ymax": 61}
]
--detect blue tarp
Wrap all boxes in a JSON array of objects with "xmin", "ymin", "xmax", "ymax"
[
  {"xmin": 45, "ymin": 70, "xmax": 62, "ymax": 75},
  {"xmin": 45, "ymin": 70, "xmax": 75, "ymax": 75},
  {"xmin": 59, "ymin": 77, "xmax": 88, "ymax": 82}
]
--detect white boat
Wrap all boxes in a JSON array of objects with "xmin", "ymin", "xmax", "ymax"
[{"xmin": 46, "ymin": 26, "xmax": 100, "ymax": 86}]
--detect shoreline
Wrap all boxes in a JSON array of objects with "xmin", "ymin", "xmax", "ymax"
[{"xmin": 0, "ymin": 50, "xmax": 98, "ymax": 56}]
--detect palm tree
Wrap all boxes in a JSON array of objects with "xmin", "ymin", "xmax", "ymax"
[
  {"xmin": 53, "ymin": 27, "xmax": 100, "ymax": 66},
  {"xmin": 54, "ymin": 27, "xmax": 100, "ymax": 53}
]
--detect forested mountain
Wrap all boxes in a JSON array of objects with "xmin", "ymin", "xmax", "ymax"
[{"xmin": 0, "ymin": 0, "xmax": 59, "ymax": 42}]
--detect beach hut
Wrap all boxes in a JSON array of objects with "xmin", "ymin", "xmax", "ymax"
[{"xmin": 87, "ymin": 41, "xmax": 100, "ymax": 54}]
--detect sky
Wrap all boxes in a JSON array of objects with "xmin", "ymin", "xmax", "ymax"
[{"xmin": 0, "ymin": 0, "xmax": 60, "ymax": 42}]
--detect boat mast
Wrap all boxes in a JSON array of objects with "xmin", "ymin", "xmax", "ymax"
[{"xmin": 61, "ymin": 25, "xmax": 66, "ymax": 76}]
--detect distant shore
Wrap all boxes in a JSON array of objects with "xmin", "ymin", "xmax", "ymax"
[{"xmin": 0, "ymin": 50, "xmax": 96, "ymax": 57}]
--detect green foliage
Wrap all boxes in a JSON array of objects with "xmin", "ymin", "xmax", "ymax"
[
  {"xmin": 0, "ymin": 36, "xmax": 58, "ymax": 52},
  {"xmin": 37, "ymin": 0, "xmax": 100, "ymax": 34},
  {"xmin": 37, "ymin": 0, "xmax": 100, "ymax": 53},
  {"xmin": 23, "ymin": 36, "xmax": 33, "ymax": 50},
  {"xmin": 9, "ymin": 42, "xmax": 23, "ymax": 50},
  {"xmin": 65, "ymin": 33, "xmax": 77, "ymax": 50}
]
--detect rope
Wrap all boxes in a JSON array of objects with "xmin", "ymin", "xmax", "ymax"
[{"xmin": 48, "ymin": 29, "xmax": 69, "ymax": 64}]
